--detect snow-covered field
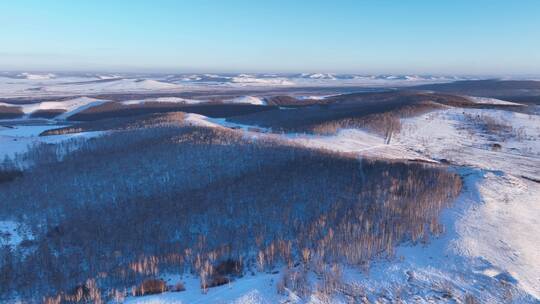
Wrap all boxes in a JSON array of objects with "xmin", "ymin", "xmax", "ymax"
[
  {"xmin": 124, "ymin": 274, "xmax": 283, "ymax": 304},
  {"xmin": 0, "ymin": 124, "xmax": 104, "ymax": 161},
  {"xmin": 0, "ymin": 76, "xmax": 184, "ymax": 98}
]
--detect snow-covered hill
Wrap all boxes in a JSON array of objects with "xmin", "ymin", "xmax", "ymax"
[
  {"xmin": 0, "ymin": 96, "xmax": 105, "ymax": 119},
  {"xmin": 0, "ymin": 73, "xmax": 474, "ymax": 98},
  {"xmin": 123, "ymin": 105, "xmax": 540, "ymax": 303}
]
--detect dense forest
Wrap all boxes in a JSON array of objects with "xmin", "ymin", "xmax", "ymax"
[{"xmin": 0, "ymin": 115, "xmax": 462, "ymax": 303}]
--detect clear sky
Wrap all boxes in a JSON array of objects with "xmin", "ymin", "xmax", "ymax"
[{"xmin": 1, "ymin": 0, "xmax": 539, "ymax": 75}]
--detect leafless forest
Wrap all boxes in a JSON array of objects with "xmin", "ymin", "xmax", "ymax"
[{"xmin": 0, "ymin": 115, "xmax": 462, "ymax": 303}]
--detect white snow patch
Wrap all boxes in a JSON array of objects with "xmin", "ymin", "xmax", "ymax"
[
  {"xmin": 183, "ymin": 114, "xmax": 224, "ymax": 128},
  {"xmin": 301, "ymin": 73, "xmax": 337, "ymax": 80},
  {"xmin": 227, "ymin": 96, "xmax": 267, "ymax": 105},
  {"xmin": 122, "ymin": 97, "xmax": 205, "ymax": 105},
  {"xmin": 467, "ymin": 96, "xmax": 524, "ymax": 106},
  {"xmin": 289, "ymin": 128, "xmax": 433, "ymax": 162},
  {"xmin": 124, "ymin": 273, "xmax": 281, "ymax": 304},
  {"xmin": 296, "ymin": 95, "xmax": 332, "ymax": 100},
  {"xmin": 18, "ymin": 72, "xmax": 56, "ymax": 80}
]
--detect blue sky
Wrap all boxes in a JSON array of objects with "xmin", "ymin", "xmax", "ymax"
[{"xmin": 1, "ymin": 0, "xmax": 539, "ymax": 75}]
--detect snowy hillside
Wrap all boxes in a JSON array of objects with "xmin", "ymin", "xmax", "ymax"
[
  {"xmin": 120, "ymin": 105, "xmax": 540, "ymax": 303},
  {"xmin": 0, "ymin": 96, "xmax": 105, "ymax": 119}
]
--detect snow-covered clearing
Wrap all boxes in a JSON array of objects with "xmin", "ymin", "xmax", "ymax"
[
  {"xmin": 18, "ymin": 72, "xmax": 56, "ymax": 80},
  {"xmin": 124, "ymin": 273, "xmax": 282, "ymax": 304},
  {"xmin": 295, "ymin": 95, "xmax": 334, "ymax": 100},
  {"xmin": 287, "ymin": 129, "xmax": 433, "ymax": 162},
  {"xmin": 0, "ymin": 124, "xmax": 104, "ymax": 160},
  {"xmin": 396, "ymin": 108, "xmax": 540, "ymax": 179}
]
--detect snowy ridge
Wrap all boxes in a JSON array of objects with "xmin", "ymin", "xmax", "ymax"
[
  {"xmin": 122, "ymin": 97, "xmax": 205, "ymax": 105},
  {"xmin": 0, "ymin": 96, "xmax": 105, "ymax": 119},
  {"xmin": 466, "ymin": 96, "xmax": 524, "ymax": 106}
]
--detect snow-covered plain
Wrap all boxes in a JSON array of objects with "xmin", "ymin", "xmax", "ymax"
[
  {"xmin": 43, "ymin": 79, "xmax": 182, "ymax": 95},
  {"xmin": 0, "ymin": 73, "xmax": 471, "ymax": 98},
  {"xmin": 124, "ymin": 274, "xmax": 282, "ymax": 304},
  {"xmin": 0, "ymin": 76, "xmax": 183, "ymax": 98}
]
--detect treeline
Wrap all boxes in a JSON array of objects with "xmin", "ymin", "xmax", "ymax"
[
  {"xmin": 0, "ymin": 105, "xmax": 24, "ymax": 119},
  {"xmin": 68, "ymin": 102, "xmax": 275, "ymax": 121},
  {"xmin": 0, "ymin": 121, "xmax": 461, "ymax": 302},
  {"xmin": 308, "ymin": 101, "xmax": 443, "ymax": 141},
  {"xmin": 228, "ymin": 91, "xmax": 464, "ymax": 134}
]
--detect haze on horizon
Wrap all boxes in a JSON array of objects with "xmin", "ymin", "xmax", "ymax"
[{"xmin": 1, "ymin": 0, "xmax": 539, "ymax": 75}]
